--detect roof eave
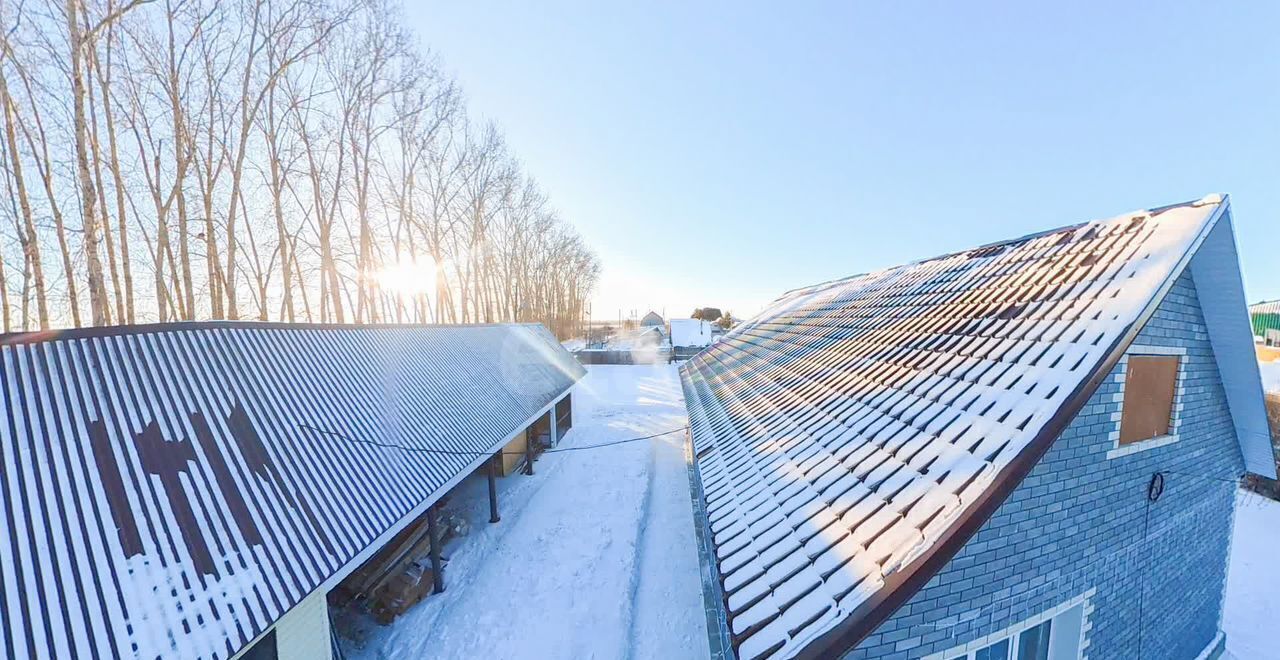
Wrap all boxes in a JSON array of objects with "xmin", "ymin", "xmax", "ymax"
[{"xmin": 1187, "ymin": 202, "xmax": 1278, "ymax": 478}]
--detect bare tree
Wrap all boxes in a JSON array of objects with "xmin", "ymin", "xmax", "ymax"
[
  {"xmin": 0, "ymin": 42, "xmax": 50, "ymax": 329},
  {"xmin": 0, "ymin": 0, "xmax": 599, "ymax": 335}
]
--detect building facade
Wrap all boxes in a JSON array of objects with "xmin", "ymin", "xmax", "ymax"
[
  {"xmin": 1251, "ymin": 300, "xmax": 1280, "ymax": 347},
  {"xmin": 850, "ymin": 272, "xmax": 1236, "ymax": 660},
  {"xmin": 680, "ymin": 195, "xmax": 1272, "ymax": 660}
]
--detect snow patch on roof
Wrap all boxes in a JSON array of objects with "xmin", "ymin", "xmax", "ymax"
[{"xmin": 671, "ymin": 318, "xmax": 715, "ymax": 348}]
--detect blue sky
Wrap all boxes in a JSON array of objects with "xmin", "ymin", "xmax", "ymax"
[{"xmin": 406, "ymin": 2, "xmax": 1280, "ymax": 321}]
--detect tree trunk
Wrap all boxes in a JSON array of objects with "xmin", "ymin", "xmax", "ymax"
[
  {"xmin": 86, "ymin": 45, "xmax": 124, "ymax": 323},
  {"xmin": 68, "ymin": 0, "xmax": 112, "ymax": 326},
  {"xmin": 94, "ymin": 29, "xmax": 136, "ymax": 323},
  {"xmin": 264, "ymin": 99, "xmax": 294, "ymax": 321},
  {"xmin": 0, "ymin": 72, "xmax": 49, "ymax": 330},
  {"xmin": 0, "ymin": 243, "xmax": 9, "ymax": 332}
]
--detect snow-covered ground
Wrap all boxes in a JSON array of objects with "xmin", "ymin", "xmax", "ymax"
[
  {"xmin": 348, "ymin": 365, "xmax": 709, "ymax": 660},
  {"xmin": 1225, "ymin": 489, "xmax": 1280, "ymax": 659},
  {"xmin": 1260, "ymin": 360, "xmax": 1280, "ymax": 394},
  {"xmin": 342, "ymin": 364, "xmax": 1280, "ymax": 660}
]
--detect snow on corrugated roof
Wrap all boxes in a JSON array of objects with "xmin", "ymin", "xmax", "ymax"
[
  {"xmin": 680, "ymin": 197, "xmax": 1236, "ymax": 659},
  {"xmin": 0, "ymin": 322, "xmax": 583, "ymax": 659}
]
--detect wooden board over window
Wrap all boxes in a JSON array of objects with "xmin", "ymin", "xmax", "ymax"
[{"xmin": 1119, "ymin": 355, "xmax": 1179, "ymax": 445}]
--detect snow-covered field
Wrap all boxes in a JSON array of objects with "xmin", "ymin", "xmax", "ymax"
[{"xmin": 349, "ymin": 365, "xmax": 709, "ymax": 660}]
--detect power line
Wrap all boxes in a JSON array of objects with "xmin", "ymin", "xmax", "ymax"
[
  {"xmin": 298, "ymin": 423, "xmax": 689, "ymax": 457},
  {"xmin": 1154, "ymin": 469, "xmax": 1243, "ymax": 486}
]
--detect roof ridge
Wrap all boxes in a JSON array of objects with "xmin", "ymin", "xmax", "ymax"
[
  {"xmin": 775, "ymin": 195, "xmax": 1225, "ymax": 300},
  {"xmin": 0, "ymin": 320, "xmax": 549, "ymax": 347}
]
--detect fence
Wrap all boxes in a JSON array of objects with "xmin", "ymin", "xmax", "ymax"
[{"xmin": 573, "ymin": 348, "xmax": 672, "ymax": 365}]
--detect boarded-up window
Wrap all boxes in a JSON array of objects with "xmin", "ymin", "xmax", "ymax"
[{"xmin": 1119, "ymin": 355, "xmax": 1179, "ymax": 445}]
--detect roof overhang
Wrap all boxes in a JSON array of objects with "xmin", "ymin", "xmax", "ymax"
[{"xmin": 1187, "ymin": 203, "xmax": 1277, "ymax": 478}]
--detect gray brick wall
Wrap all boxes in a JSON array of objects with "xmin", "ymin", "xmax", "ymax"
[{"xmin": 845, "ymin": 271, "xmax": 1243, "ymax": 660}]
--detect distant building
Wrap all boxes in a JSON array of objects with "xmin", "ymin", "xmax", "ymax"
[
  {"xmin": 1252, "ymin": 300, "xmax": 1280, "ymax": 346},
  {"xmin": 681, "ymin": 195, "xmax": 1273, "ymax": 660},
  {"xmin": 670, "ymin": 318, "xmax": 714, "ymax": 360},
  {"xmin": 640, "ymin": 311, "xmax": 665, "ymax": 328}
]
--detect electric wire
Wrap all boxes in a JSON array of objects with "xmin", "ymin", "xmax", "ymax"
[
  {"xmin": 921, "ymin": 470, "xmax": 1247, "ymax": 647},
  {"xmin": 308, "ymin": 414, "xmax": 1248, "ymax": 654},
  {"xmin": 298, "ymin": 423, "xmax": 689, "ymax": 457}
]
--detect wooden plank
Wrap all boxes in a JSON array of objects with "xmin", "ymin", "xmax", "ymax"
[{"xmin": 1119, "ymin": 355, "xmax": 1179, "ymax": 445}]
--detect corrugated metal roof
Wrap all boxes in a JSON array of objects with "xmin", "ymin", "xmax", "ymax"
[
  {"xmin": 1251, "ymin": 300, "xmax": 1280, "ymax": 315},
  {"xmin": 1251, "ymin": 300, "xmax": 1280, "ymax": 336},
  {"xmin": 679, "ymin": 197, "xmax": 1250, "ymax": 660},
  {"xmin": 0, "ymin": 322, "xmax": 583, "ymax": 659}
]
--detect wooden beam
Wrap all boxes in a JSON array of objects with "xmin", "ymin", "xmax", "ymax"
[
  {"xmin": 524, "ymin": 426, "xmax": 536, "ymax": 475},
  {"xmin": 488, "ymin": 453, "xmax": 501, "ymax": 523},
  {"xmin": 427, "ymin": 505, "xmax": 444, "ymax": 594}
]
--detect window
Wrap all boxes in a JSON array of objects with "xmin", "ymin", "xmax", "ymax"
[
  {"xmin": 1118, "ymin": 355, "xmax": 1180, "ymax": 445},
  {"xmin": 933, "ymin": 597, "xmax": 1087, "ymax": 660},
  {"xmin": 951, "ymin": 624, "xmax": 1043, "ymax": 660},
  {"xmin": 1016, "ymin": 619, "xmax": 1051, "ymax": 659},
  {"xmin": 1106, "ymin": 346, "xmax": 1186, "ymax": 459}
]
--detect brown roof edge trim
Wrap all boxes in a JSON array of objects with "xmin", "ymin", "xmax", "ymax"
[
  {"xmin": 0, "ymin": 320, "xmax": 551, "ymax": 347},
  {"xmin": 791, "ymin": 201, "xmax": 1228, "ymax": 660}
]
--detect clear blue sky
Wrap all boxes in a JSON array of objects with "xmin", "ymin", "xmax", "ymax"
[{"xmin": 406, "ymin": 1, "xmax": 1280, "ymax": 321}]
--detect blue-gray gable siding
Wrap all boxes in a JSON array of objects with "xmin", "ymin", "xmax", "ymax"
[{"xmin": 846, "ymin": 270, "xmax": 1242, "ymax": 659}]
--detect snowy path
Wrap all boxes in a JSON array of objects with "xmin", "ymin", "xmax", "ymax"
[{"xmin": 351, "ymin": 365, "xmax": 710, "ymax": 660}]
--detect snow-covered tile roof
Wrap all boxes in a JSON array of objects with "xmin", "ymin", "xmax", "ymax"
[
  {"xmin": 0, "ymin": 322, "xmax": 583, "ymax": 659},
  {"xmin": 679, "ymin": 197, "xmax": 1237, "ymax": 659}
]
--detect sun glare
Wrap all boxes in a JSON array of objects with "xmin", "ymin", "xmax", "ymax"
[{"xmin": 375, "ymin": 258, "xmax": 438, "ymax": 298}]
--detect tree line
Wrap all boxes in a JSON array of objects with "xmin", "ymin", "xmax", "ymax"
[{"xmin": 0, "ymin": 0, "xmax": 600, "ymax": 339}]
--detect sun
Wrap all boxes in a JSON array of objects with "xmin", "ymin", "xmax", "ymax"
[{"xmin": 375, "ymin": 257, "xmax": 438, "ymax": 298}]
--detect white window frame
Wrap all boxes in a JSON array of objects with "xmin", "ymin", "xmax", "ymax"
[
  {"xmin": 1106, "ymin": 344, "xmax": 1187, "ymax": 459},
  {"xmin": 926, "ymin": 589, "xmax": 1093, "ymax": 660}
]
